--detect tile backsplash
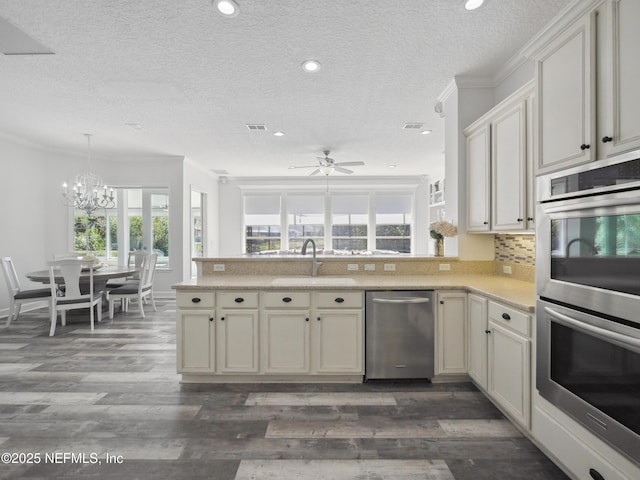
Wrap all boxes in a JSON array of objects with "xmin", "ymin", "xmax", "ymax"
[{"xmin": 495, "ymin": 234, "xmax": 535, "ymax": 282}]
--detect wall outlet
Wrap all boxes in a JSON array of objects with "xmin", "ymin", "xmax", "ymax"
[
  {"xmin": 383, "ymin": 263, "xmax": 396, "ymax": 272},
  {"xmin": 213, "ymin": 264, "xmax": 225, "ymax": 272},
  {"xmin": 347, "ymin": 263, "xmax": 359, "ymax": 271},
  {"xmin": 364, "ymin": 264, "xmax": 376, "ymax": 271},
  {"xmin": 503, "ymin": 265, "xmax": 512, "ymax": 275},
  {"xmin": 439, "ymin": 263, "xmax": 451, "ymax": 271}
]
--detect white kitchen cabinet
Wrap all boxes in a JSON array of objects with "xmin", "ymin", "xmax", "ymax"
[
  {"xmin": 487, "ymin": 301, "xmax": 531, "ymax": 429},
  {"xmin": 176, "ymin": 292, "xmax": 215, "ymax": 373},
  {"xmin": 596, "ymin": 0, "xmax": 640, "ymax": 158},
  {"xmin": 464, "ymin": 82, "xmax": 534, "ymax": 233},
  {"xmin": 465, "ymin": 124, "xmax": 491, "ymax": 232},
  {"xmin": 491, "ymin": 97, "xmax": 528, "ymax": 231},
  {"xmin": 217, "ymin": 309, "xmax": 259, "ymax": 373},
  {"xmin": 261, "ymin": 310, "xmax": 311, "ymax": 374},
  {"xmin": 435, "ymin": 291, "xmax": 467, "ymax": 375},
  {"xmin": 467, "ymin": 293, "xmax": 488, "ymax": 389},
  {"xmin": 313, "ymin": 291, "xmax": 364, "ymax": 374},
  {"xmin": 535, "ymin": 11, "xmax": 596, "ymax": 174}
]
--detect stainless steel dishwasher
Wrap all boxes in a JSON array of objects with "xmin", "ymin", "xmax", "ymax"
[{"xmin": 365, "ymin": 290, "xmax": 434, "ymax": 380}]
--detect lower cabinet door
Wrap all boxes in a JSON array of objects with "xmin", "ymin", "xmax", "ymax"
[
  {"xmin": 487, "ymin": 320, "xmax": 531, "ymax": 428},
  {"xmin": 217, "ymin": 309, "xmax": 259, "ymax": 373},
  {"xmin": 314, "ymin": 309, "xmax": 363, "ymax": 374},
  {"xmin": 177, "ymin": 310, "xmax": 215, "ymax": 373},
  {"xmin": 261, "ymin": 310, "xmax": 311, "ymax": 373},
  {"xmin": 467, "ymin": 294, "xmax": 488, "ymax": 389}
]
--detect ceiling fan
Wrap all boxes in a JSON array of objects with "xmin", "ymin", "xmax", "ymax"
[{"xmin": 289, "ymin": 150, "xmax": 365, "ymax": 176}]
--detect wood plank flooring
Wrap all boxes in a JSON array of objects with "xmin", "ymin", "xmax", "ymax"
[{"xmin": 0, "ymin": 301, "xmax": 569, "ymax": 479}]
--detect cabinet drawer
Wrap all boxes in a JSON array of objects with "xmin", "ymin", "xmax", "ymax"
[
  {"xmin": 488, "ymin": 301, "xmax": 530, "ymax": 336},
  {"xmin": 217, "ymin": 292, "xmax": 259, "ymax": 309},
  {"xmin": 177, "ymin": 291, "xmax": 215, "ymax": 309},
  {"xmin": 263, "ymin": 292, "xmax": 311, "ymax": 308},
  {"xmin": 316, "ymin": 291, "xmax": 363, "ymax": 309}
]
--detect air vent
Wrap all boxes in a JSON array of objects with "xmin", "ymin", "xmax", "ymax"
[
  {"xmin": 403, "ymin": 123, "xmax": 424, "ymax": 129},
  {"xmin": 246, "ymin": 124, "xmax": 267, "ymax": 131}
]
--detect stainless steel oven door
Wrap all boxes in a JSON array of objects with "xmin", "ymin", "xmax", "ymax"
[
  {"xmin": 536, "ymin": 188, "xmax": 640, "ymax": 324},
  {"xmin": 537, "ymin": 299, "xmax": 640, "ymax": 465}
]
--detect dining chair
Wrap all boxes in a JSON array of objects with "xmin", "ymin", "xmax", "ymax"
[
  {"xmin": 48, "ymin": 258, "xmax": 102, "ymax": 336},
  {"xmin": 108, "ymin": 253, "xmax": 157, "ymax": 319},
  {"xmin": 106, "ymin": 251, "xmax": 147, "ymax": 289},
  {"xmin": 1, "ymin": 257, "xmax": 52, "ymax": 327}
]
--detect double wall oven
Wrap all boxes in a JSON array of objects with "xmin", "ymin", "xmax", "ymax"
[{"xmin": 536, "ymin": 150, "xmax": 640, "ymax": 465}]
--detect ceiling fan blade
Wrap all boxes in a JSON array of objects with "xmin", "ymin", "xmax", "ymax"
[
  {"xmin": 289, "ymin": 165, "xmax": 320, "ymax": 169},
  {"xmin": 309, "ymin": 169, "xmax": 321, "ymax": 176},
  {"xmin": 334, "ymin": 166, "xmax": 353, "ymax": 174},
  {"xmin": 335, "ymin": 161, "xmax": 365, "ymax": 167}
]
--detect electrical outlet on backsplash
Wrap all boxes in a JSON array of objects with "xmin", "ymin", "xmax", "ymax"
[{"xmin": 495, "ymin": 234, "xmax": 535, "ymax": 282}]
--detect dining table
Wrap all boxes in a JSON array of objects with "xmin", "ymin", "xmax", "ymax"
[{"xmin": 26, "ymin": 264, "xmax": 139, "ymax": 310}]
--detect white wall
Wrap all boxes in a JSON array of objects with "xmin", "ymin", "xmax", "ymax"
[{"xmin": 217, "ymin": 176, "xmax": 429, "ymax": 256}]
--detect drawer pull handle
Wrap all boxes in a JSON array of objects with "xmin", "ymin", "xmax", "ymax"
[
  {"xmin": 589, "ymin": 469, "xmax": 605, "ymax": 480},
  {"xmin": 580, "ymin": 143, "xmax": 590, "ymax": 150},
  {"xmin": 602, "ymin": 136, "xmax": 613, "ymax": 143},
  {"xmin": 485, "ymin": 330, "xmax": 491, "ymax": 334},
  {"xmin": 191, "ymin": 297, "xmax": 201, "ymax": 303},
  {"xmin": 335, "ymin": 297, "xmax": 345, "ymax": 303},
  {"xmin": 282, "ymin": 297, "xmax": 292, "ymax": 303},
  {"xmin": 234, "ymin": 297, "xmax": 244, "ymax": 303},
  {"xmin": 501, "ymin": 313, "xmax": 511, "ymax": 321}
]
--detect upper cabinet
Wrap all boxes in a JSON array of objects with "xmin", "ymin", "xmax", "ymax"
[
  {"xmin": 535, "ymin": 0, "xmax": 640, "ymax": 175},
  {"xmin": 464, "ymin": 82, "xmax": 534, "ymax": 233}
]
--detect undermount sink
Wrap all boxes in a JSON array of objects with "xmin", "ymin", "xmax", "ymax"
[{"xmin": 271, "ymin": 276, "xmax": 357, "ymax": 286}]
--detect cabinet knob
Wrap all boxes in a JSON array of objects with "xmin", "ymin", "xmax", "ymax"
[
  {"xmin": 317, "ymin": 316, "xmax": 321, "ymax": 321},
  {"xmin": 282, "ymin": 297, "xmax": 292, "ymax": 303},
  {"xmin": 501, "ymin": 313, "xmax": 511, "ymax": 321},
  {"xmin": 305, "ymin": 317, "xmax": 309, "ymax": 322},
  {"xmin": 485, "ymin": 329, "xmax": 491, "ymax": 334},
  {"xmin": 209, "ymin": 316, "xmax": 214, "ymax": 322},
  {"xmin": 527, "ymin": 217, "xmax": 534, "ymax": 222},
  {"xmin": 580, "ymin": 143, "xmax": 590, "ymax": 150},
  {"xmin": 439, "ymin": 300, "xmax": 444, "ymax": 305},
  {"xmin": 191, "ymin": 297, "xmax": 201, "ymax": 303},
  {"xmin": 220, "ymin": 316, "xmax": 225, "ymax": 321},
  {"xmin": 483, "ymin": 221, "xmax": 489, "ymax": 225},
  {"xmin": 334, "ymin": 297, "xmax": 345, "ymax": 303},
  {"xmin": 517, "ymin": 218, "xmax": 523, "ymax": 222},
  {"xmin": 602, "ymin": 136, "xmax": 613, "ymax": 143}
]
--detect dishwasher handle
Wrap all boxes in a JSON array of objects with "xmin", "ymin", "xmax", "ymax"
[{"xmin": 372, "ymin": 297, "xmax": 431, "ymax": 304}]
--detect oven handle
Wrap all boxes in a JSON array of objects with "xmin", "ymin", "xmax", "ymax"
[{"xmin": 544, "ymin": 306, "xmax": 640, "ymax": 350}]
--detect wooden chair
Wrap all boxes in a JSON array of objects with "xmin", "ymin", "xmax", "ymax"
[
  {"xmin": 106, "ymin": 251, "xmax": 147, "ymax": 289},
  {"xmin": 1, "ymin": 257, "xmax": 52, "ymax": 327},
  {"xmin": 48, "ymin": 258, "xmax": 102, "ymax": 336},
  {"xmin": 108, "ymin": 253, "xmax": 157, "ymax": 319}
]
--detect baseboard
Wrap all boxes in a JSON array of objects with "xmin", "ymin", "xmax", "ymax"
[{"xmin": 0, "ymin": 300, "xmax": 49, "ymax": 320}]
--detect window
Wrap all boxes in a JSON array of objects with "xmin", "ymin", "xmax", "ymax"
[
  {"xmin": 287, "ymin": 194, "xmax": 325, "ymax": 251},
  {"xmin": 244, "ymin": 195, "xmax": 281, "ymax": 254},
  {"xmin": 242, "ymin": 190, "xmax": 415, "ymax": 255},
  {"xmin": 332, "ymin": 195, "xmax": 368, "ymax": 253},
  {"xmin": 375, "ymin": 194, "xmax": 412, "ymax": 253},
  {"xmin": 72, "ymin": 187, "xmax": 170, "ymax": 268}
]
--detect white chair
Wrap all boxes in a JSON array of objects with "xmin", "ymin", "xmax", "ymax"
[
  {"xmin": 48, "ymin": 258, "xmax": 102, "ymax": 336},
  {"xmin": 106, "ymin": 251, "xmax": 147, "ymax": 289},
  {"xmin": 2, "ymin": 257, "xmax": 52, "ymax": 327},
  {"xmin": 108, "ymin": 253, "xmax": 157, "ymax": 319}
]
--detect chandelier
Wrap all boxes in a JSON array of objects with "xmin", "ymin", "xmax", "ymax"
[{"xmin": 61, "ymin": 134, "xmax": 115, "ymax": 216}]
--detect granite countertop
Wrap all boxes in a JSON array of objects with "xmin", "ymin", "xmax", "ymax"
[{"xmin": 173, "ymin": 274, "xmax": 535, "ymax": 312}]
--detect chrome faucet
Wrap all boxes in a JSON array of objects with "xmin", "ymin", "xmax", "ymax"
[{"xmin": 301, "ymin": 238, "xmax": 323, "ymax": 277}]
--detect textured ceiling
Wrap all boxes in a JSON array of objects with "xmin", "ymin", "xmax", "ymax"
[{"xmin": 0, "ymin": 0, "xmax": 572, "ymax": 178}]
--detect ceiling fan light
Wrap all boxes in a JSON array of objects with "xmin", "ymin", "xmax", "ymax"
[
  {"xmin": 319, "ymin": 166, "xmax": 334, "ymax": 176},
  {"xmin": 214, "ymin": 0, "xmax": 239, "ymax": 17},
  {"xmin": 464, "ymin": 0, "xmax": 484, "ymax": 10}
]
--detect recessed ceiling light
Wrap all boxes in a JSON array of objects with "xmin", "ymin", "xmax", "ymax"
[
  {"xmin": 301, "ymin": 60, "xmax": 321, "ymax": 73},
  {"xmin": 388, "ymin": 165, "xmax": 397, "ymax": 169},
  {"xmin": 464, "ymin": 0, "xmax": 484, "ymax": 10},
  {"xmin": 420, "ymin": 129, "xmax": 432, "ymax": 135},
  {"xmin": 124, "ymin": 122, "xmax": 143, "ymax": 131},
  {"xmin": 273, "ymin": 131, "xmax": 285, "ymax": 137},
  {"xmin": 213, "ymin": 0, "xmax": 239, "ymax": 17}
]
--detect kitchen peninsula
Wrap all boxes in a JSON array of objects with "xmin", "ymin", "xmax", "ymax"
[{"xmin": 173, "ymin": 256, "xmax": 535, "ymax": 391}]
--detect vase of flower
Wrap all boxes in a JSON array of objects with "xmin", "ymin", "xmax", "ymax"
[{"xmin": 430, "ymin": 220, "xmax": 457, "ymax": 257}]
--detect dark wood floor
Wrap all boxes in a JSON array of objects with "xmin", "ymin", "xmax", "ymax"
[{"xmin": 0, "ymin": 300, "xmax": 569, "ymax": 479}]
